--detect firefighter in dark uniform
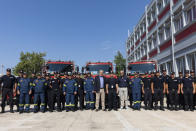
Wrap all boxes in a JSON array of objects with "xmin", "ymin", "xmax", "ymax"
[
  {"xmin": 161, "ymin": 69, "xmax": 170, "ymax": 109},
  {"xmin": 44, "ymin": 73, "xmax": 50, "ymax": 111},
  {"xmin": 50, "ymin": 72, "xmax": 62, "ymax": 112},
  {"xmin": 150, "ymin": 72, "xmax": 155, "ymax": 109},
  {"xmin": 84, "ymin": 73, "xmax": 95, "ymax": 110},
  {"xmin": 190, "ymin": 70, "xmax": 196, "ymax": 109},
  {"xmin": 30, "ymin": 72, "xmax": 37, "ymax": 104},
  {"xmin": 128, "ymin": 74, "xmax": 133, "ymax": 108},
  {"xmin": 151, "ymin": 71, "xmax": 165, "ymax": 111},
  {"xmin": 142, "ymin": 73, "xmax": 152, "ymax": 110},
  {"xmin": 17, "ymin": 72, "xmax": 31, "ymax": 113},
  {"xmin": 0, "ymin": 68, "xmax": 16, "ymax": 113},
  {"xmin": 75, "ymin": 73, "xmax": 84, "ymax": 111},
  {"xmin": 15, "ymin": 70, "xmax": 23, "ymax": 112},
  {"xmin": 63, "ymin": 74, "xmax": 78, "ymax": 112},
  {"xmin": 129, "ymin": 73, "xmax": 143, "ymax": 110},
  {"xmin": 166, "ymin": 72, "xmax": 181, "ymax": 111},
  {"xmin": 182, "ymin": 70, "xmax": 195, "ymax": 111},
  {"xmin": 106, "ymin": 72, "xmax": 119, "ymax": 111},
  {"xmin": 31, "ymin": 73, "xmax": 46, "ymax": 113},
  {"xmin": 178, "ymin": 71, "xmax": 184, "ymax": 110}
]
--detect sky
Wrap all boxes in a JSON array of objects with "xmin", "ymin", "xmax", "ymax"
[{"xmin": 0, "ymin": 0, "xmax": 150, "ymax": 72}]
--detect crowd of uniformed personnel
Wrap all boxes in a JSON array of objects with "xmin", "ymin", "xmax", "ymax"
[{"xmin": 0, "ymin": 68, "xmax": 196, "ymax": 114}]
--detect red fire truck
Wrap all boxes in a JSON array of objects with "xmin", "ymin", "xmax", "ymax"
[
  {"xmin": 43, "ymin": 61, "xmax": 75, "ymax": 74},
  {"xmin": 127, "ymin": 61, "xmax": 157, "ymax": 78},
  {"xmin": 84, "ymin": 62, "xmax": 114, "ymax": 78}
]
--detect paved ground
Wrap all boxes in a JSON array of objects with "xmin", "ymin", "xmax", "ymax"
[{"xmin": 0, "ymin": 107, "xmax": 196, "ymax": 131}]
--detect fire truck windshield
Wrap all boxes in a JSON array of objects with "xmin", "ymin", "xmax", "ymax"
[
  {"xmin": 128, "ymin": 63, "xmax": 156, "ymax": 74},
  {"xmin": 47, "ymin": 64, "xmax": 73, "ymax": 73},
  {"xmin": 86, "ymin": 64, "xmax": 112, "ymax": 75}
]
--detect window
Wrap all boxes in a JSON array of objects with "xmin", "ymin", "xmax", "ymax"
[
  {"xmin": 148, "ymin": 17, "xmax": 151, "ymax": 25},
  {"xmin": 167, "ymin": 61, "xmax": 173, "ymax": 74},
  {"xmin": 188, "ymin": 53, "xmax": 196, "ymax": 71},
  {"xmin": 159, "ymin": 31, "xmax": 164, "ymax": 43},
  {"xmin": 193, "ymin": 6, "xmax": 196, "ymax": 20},
  {"xmin": 165, "ymin": 26, "xmax": 171, "ymax": 39},
  {"xmin": 158, "ymin": 2, "xmax": 163, "ymax": 12},
  {"xmin": 152, "ymin": 11, "xmax": 156, "ymax": 21},
  {"xmin": 164, "ymin": 0, "xmax": 169, "ymax": 5},
  {"xmin": 153, "ymin": 37, "xmax": 157, "ymax": 47},
  {"xmin": 176, "ymin": 57, "xmax": 186, "ymax": 74},
  {"xmin": 186, "ymin": 8, "xmax": 193, "ymax": 24},
  {"xmin": 174, "ymin": 16, "xmax": 183, "ymax": 32},
  {"xmin": 148, "ymin": 41, "xmax": 152, "ymax": 51}
]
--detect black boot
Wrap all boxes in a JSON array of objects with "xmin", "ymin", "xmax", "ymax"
[
  {"xmin": 1, "ymin": 107, "xmax": 5, "ymax": 113},
  {"xmin": 10, "ymin": 108, "xmax": 14, "ymax": 113}
]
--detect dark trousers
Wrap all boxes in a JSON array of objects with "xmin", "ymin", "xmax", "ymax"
[
  {"xmin": 179, "ymin": 93, "xmax": 184, "ymax": 109},
  {"xmin": 183, "ymin": 88, "xmax": 193, "ymax": 108},
  {"xmin": 47, "ymin": 90, "xmax": 54, "ymax": 111},
  {"xmin": 169, "ymin": 90, "xmax": 179, "ymax": 107},
  {"xmin": 19, "ymin": 92, "xmax": 30, "ymax": 111},
  {"xmin": 144, "ymin": 89, "xmax": 152, "ymax": 108},
  {"xmin": 154, "ymin": 89, "xmax": 164, "ymax": 107},
  {"xmin": 1, "ymin": 88, "xmax": 13, "ymax": 109},
  {"xmin": 16, "ymin": 94, "xmax": 20, "ymax": 111},
  {"xmin": 52, "ymin": 90, "xmax": 61, "ymax": 110},
  {"xmin": 85, "ymin": 91, "xmax": 94, "ymax": 109},
  {"xmin": 108, "ymin": 89, "xmax": 117, "ymax": 110},
  {"xmin": 132, "ymin": 91, "xmax": 141, "ymax": 109},
  {"xmin": 60, "ymin": 90, "xmax": 65, "ymax": 109},
  {"xmin": 34, "ymin": 92, "xmax": 45, "ymax": 111},
  {"xmin": 75, "ymin": 90, "xmax": 84, "ymax": 109},
  {"xmin": 66, "ymin": 93, "xmax": 75, "ymax": 110},
  {"xmin": 128, "ymin": 88, "xmax": 132, "ymax": 107}
]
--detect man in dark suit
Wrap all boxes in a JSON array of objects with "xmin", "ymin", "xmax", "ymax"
[{"xmin": 94, "ymin": 70, "xmax": 107, "ymax": 111}]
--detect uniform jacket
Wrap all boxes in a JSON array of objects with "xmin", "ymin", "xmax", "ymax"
[
  {"xmin": 17, "ymin": 78, "xmax": 31, "ymax": 93},
  {"xmin": 32, "ymin": 78, "xmax": 46, "ymax": 93},
  {"xmin": 84, "ymin": 77, "xmax": 94, "ymax": 92},
  {"xmin": 63, "ymin": 79, "xmax": 78, "ymax": 94}
]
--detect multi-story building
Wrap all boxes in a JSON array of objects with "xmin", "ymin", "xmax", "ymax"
[{"xmin": 126, "ymin": 0, "xmax": 196, "ymax": 76}]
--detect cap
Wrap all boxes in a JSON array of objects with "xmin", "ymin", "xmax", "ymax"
[
  {"xmin": 185, "ymin": 70, "xmax": 189, "ymax": 74},
  {"xmin": 6, "ymin": 68, "xmax": 11, "ymax": 72},
  {"xmin": 190, "ymin": 70, "xmax": 195, "ymax": 73},
  {"xmin": 67, "ymin": 72, "xmax": 72, "ymax": 76},
  {"xmin": 19, "ymin": 70, "xmax": 23, "ymax": 74},
  {"xmin": 23, "ymin": 72, "xmax": 27, "ymax": 75},
  {"xmin": 45, "ymin": 73, "xmax": 50, "ymax": 77},
  {"xmin": 171, "ymin": 72, "xmax": 175, "ymax": 75},
  {"xmin": 178, "ymin": 71, "xmax": 182, "ymax": 74},
  {"xmin": 162, "ymin": 69, "xmax": 166, "ymax": 72},
  {"xmin": 37, "ymin": 73, "xmax": 41, "ymax": 76},
  {"xmin": 156, "ymin": 71, "xmax": 160, "ymax": 73}
]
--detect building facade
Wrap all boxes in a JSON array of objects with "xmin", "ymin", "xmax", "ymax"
[{"xmin": 126, "ymin": 0, "xmax": 196, "ymax": 76}]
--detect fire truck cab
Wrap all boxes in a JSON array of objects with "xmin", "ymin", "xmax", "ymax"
[
  {"xmin": 83, "ymin": 62, "xmax": 113, "ymax": 78},
  {"xmin": 127, "ymin": 61, "xmax": 157, "ymax": 78},
  {"xmin": 43, "ymin": 61, "xmax": 75, "ymax": 74}
]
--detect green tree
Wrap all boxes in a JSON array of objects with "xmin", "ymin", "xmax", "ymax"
[
  {"xmin": 13, "ymin": 52, "xmax": 46, "ymax": 76},
  {"xmin": 114, "ymin": 51, "xmax": 126, "ymax": 75}
]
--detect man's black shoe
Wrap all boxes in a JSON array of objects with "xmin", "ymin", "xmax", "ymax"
[
  {"xmin": 160, "ymin": 107, "xmax": 165, "ymax": 111},
  {"xmin": 10, "ymin": 109, "xmax": 14, "ymax": 113},
  {"xmin": 95, "ymin": 109, "xmax": 99, "ymax": 112}
]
